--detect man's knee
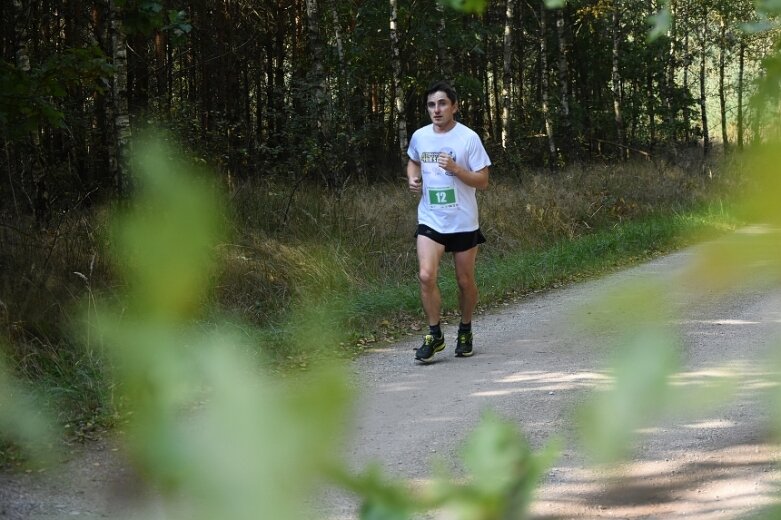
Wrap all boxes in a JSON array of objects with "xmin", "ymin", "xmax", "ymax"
[
  {"xmin": 419, "ymin": 267, "xmax": 438, "ymax": 288},
  {"xmin": 456, "ymin": 272, "xmax": 476, "ymax": 291}
]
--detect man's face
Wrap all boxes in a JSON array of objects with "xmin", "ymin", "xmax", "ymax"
[{"xmin": 426, "ymin": 91, "xmax": 458, "ymax": 130}]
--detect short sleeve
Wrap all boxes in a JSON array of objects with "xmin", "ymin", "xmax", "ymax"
[
  {"xmin": 467, "ymin": 133, "xmax": 491, "ymax": 171},
  {"xmin": 407, "ymin": 133, "xmax": 420, "ymax": 162}
]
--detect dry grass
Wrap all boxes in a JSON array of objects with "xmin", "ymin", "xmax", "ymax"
[{"xmin": 0, "ymin": 153, "xmax": 737, "ymax": 402}]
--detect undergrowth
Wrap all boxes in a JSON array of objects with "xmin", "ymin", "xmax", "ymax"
[{"xmin": 0, "ymin": 151, "xmax": 741, "ymax": 432}]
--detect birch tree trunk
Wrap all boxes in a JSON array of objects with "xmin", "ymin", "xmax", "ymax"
[
  {"xmin": 611, "ymin": 0, "xmax": 627, "ymax": 160},
  {"xmin": 666, "ymin": 0, "xmax": 677, "ymax": 142},
  {"xmin": 683, "ymin": 29, "xmax": 691, "ymax": 142},
  {"xmin": 390, "ymin": 0, "xmax": 408, "ymax": 164},
  {"xmin": 501, "ymin": 0, "xmax": 514, "ymax": 149},
  {"xmin": 305, "ymin": 0, "xmax": 326, "ymax": 114},
  {"xmin": 540, "ymin": 4, "xmax": 557, "ymax": 170},
  {"xmin": 556, "ymin": 7, "xmax": 574, "ymax": 162},
  {"xmin": 110, "ymin": 0, "xmax": 132, "ymax": 198},
  {"xmin": 737, "ymin": 37, "xmax": 745, "ymax": 150},
  {"xmin": 436, "ymin": 1, "xmax": 452, "ymax": 78},
  {"xmin": 12, "ymin": 0, "xmax": 31, "ymax": 73}
]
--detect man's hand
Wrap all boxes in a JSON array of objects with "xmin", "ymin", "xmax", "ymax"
[
  {"xmin": 437, "ymin": 152, "xmax": 459, "ymax": 175},
  {"xmin": 407, "ymin": 159, "xmax": 422, "ymax": 193}
]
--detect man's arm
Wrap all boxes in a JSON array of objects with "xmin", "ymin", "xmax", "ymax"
[
  {"xmin": 407, "ymin": 159, "xmax": 422, "ymax": 193},
  {"xmin": 437, "ymin": 154, "xmax": 489, "ymax": 190}
]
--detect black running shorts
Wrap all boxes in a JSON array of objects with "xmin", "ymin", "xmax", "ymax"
[{"xmin": 415, "ymin": 224, "xmax": 486, "ymax": 253}]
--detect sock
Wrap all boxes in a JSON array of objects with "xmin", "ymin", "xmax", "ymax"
[
  {"xmin": 458, "ymin": 322, "xmax": 472, "ymax": 333},
  {"xmin": 429, "ymin": 323, "xmax": 442, "ymax": 338}
]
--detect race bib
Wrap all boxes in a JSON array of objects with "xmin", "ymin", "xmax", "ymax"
[{"xmin": 428, "ymin": 187, "xmax": 457, "ymax": 208}]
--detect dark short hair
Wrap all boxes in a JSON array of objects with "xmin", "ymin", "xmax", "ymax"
[{"xmin": 425, "ymin": 81, "xmax": 458, "ymax": 105}]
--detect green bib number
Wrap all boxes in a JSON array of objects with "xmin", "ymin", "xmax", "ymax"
[{"xmin": 428, "ymin": 187, "xmax": 456, "ymax": 206}]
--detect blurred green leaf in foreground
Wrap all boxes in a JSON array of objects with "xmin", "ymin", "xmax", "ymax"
[
  {"xmin": 575, "ymin": 144, "xmax": 781, "ymax": 472},
  {"xmin": 0, "ymin": 355, "xmax": 57, "ymax": 466},
  {"xmin": 93, "ymin": 132, "xmax": 353, "ymax": 519},
  {"xmin": 338, "ymin": 412, "xmax": 559, "ymax": 520}
]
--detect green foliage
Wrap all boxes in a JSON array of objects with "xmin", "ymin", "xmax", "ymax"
[
  {"xmin": 0, "ymin": 356, "xmax": 56, "ymax": 466},
  {"xmin": 113, "ymin": 133, "xmax": 225, "ymax": 322},
  {"xmin": 544, "ymin": 0, "xmax": 567, "ymax": 9},
  {"xmin": 338, "ymin": 413, "xmax": 559, "ymax": 520},
  {"xmin": 440, "ymin": 0, "xmax": 489, "ymax": 14},
  {"xmin": 94, "ymin": 134, "xmax": 353, "ymax": 518},
  {"xmin": 0, "ymin": 47, "xmax": 112, "ymax": 139},
  {"xmin": 647, "ymin": 1, "xmax": 672, "ymax": 41},
  {"xmin": 120, "ymin": 0, "xmax": 192, "ymax": 39},
  {"xmin": 573, "ymin": 152, "xmax": 781, "ymax": 475}
]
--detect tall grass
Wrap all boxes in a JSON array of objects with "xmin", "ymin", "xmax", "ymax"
[{"xmin": 0, "ymin": 152, "xmax": 738, "ymax": 425}]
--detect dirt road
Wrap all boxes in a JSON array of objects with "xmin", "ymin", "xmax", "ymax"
[
  {"xmin": 323, "ymin": 243, "xmax": 781, "ymax": 519},
  {"xmin": 3, "ymin": 243, "xmax": 781, "ymax": 519}
]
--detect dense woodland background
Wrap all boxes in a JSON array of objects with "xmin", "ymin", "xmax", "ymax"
[{"xmin": 1, "ymin": 0, "xmax": 778, "ymax": 222}]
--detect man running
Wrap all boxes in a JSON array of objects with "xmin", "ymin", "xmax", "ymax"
[{"xmin": 406, "ymin": 81, "xmax": 491, "ymax": 363}]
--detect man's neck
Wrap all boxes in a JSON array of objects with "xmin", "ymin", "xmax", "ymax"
[{"xmin": 432, "ymin": 121, "xmax": 456, "ymax": 133}]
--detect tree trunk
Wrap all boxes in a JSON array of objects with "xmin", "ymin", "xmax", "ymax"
[
  {"xmin": 305, "ymin": 0, "xmax": 326, "ymax": 113},
  {"xmin": 666, "ymin": 0, "xmax": 677, "ymax": 142},
  {"xmin": 611, "ymin": 0, "xmax": 627, "ymax": 160},
  {"xmin": 515, "ymin": 0, "xmax": 525, "ymax": 124},
  {"xmin": 699, "ymin": 6, "xmax": 710, "ymax": 157},
  {"xmin": 436, "ymin": 1, "xmax": 452, "ymax": 78},
  {"xmin": 737, "ymin": 37, "xmax": 745, "ymax": 150},
  {"xmin": 154, "ymin": 31, "xmax": 168, "ymax": 113},
  {"xmin": 390, "ymin": 0, "xmax": 408, "ymax": 165},
  {"xmin": 647, "ymin": 69, "xmax": 656, "ymax": 151},
  {"xmin": 13, "ymin": 0, "xmax": 31, "ymax": 73},
  {"xmin": 718, "ymin": 17, "xmax": 729, "ymax": 153},
  {"xmin": 682, "ymin": 29, "xmax": 691, "ymax": 142},
  {"xmin": 540, "ymin": 4, "xmax": 556, "ymax": 170},
  {"xmin": 110, "ymin": 0, "xmax": 132, "ymax": 198},
  {"xmin": 556, "ymin": 7, "xmax": 574, "ymax": 162},
  {"xmin": 502, "ymin": 0, "xmax": 514, "ymax": 149}
]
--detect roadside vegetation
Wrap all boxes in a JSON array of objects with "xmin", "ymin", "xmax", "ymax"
[
  {"xmin": 3, "ymin": 0, "xmax": 781, "ymax": 517},
  {"xmin": 2, "ymin": 137, "xmax": 764, "ymax": 520},
  {"xmin": 1, "ymin": 145, "xmax": 739, "ymax": 441}
]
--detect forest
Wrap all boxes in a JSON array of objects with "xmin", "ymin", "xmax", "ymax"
[
  {"xmin": 3, "ymin": 2, "xmax": 781, "ymax": 517},
  {"xmin": 1, "ymin": 0, "xmax": 779, "ymax": 222}
]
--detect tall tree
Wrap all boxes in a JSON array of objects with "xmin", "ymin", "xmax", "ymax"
[
  {"xmin": 110, "ymin": 0, "xmax": 131, "ymax": 197},
  {"xmin": 540, "ymin": 3, "xmax": 557, "ymax": 169},
  {"xmin": 718, "ymin": 14, "xmax": 729, "ymax": 152},
  {"xmin": 737, "ymin": 35, "xmax": 746, "ymax": 149},
  {"xmin": 501, "ymin": 0, "xmax": 514, "ymax": 149},
  {"xmin": 699, "ymin": 0, "xmax": 710, "ymax": 156},
  {"xmin": 612, "ymin": 0, "xmax": 627, "ymax": 160},
  {"xmin": 390, "ymin": 0, "xmax": 408, "ymax": 165},
  {"xmin": 555, "ymin": 6, "xmax": 574, "ymax": 161}
]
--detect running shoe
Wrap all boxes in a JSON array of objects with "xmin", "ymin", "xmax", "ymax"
[
  {"xmin": 455, "ymin": 331, "xmax": 474, "ymax": 357},
  {"xmin": 415, "ymin": 334, "xmax": 445, "ymax": 362}
]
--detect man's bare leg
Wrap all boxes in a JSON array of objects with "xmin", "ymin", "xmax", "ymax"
[
  {"xmin": 417, "ymin": 235, "xmax": 446, "ymax": 326},
  {"xmin": 454, "ymin": 246, "xmax": 479, "ymax": 324}
]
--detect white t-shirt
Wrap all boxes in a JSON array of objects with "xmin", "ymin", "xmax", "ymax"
[{"xmin": 407, "ymin": 122, "xmax": 491, "ymax": 234}]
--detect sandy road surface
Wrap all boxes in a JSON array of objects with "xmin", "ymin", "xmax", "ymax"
[
  {"xmin": 2, "ymin": 243, "xmax": 781, "ymax": 519},
  {"xmin": 323, "ymin": 243, "xmax": 781, "ymax": 519}
]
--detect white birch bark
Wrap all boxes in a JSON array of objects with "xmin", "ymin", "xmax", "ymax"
[
  {"xmin": 390, "ymin": 0, "xmax": 408, "ymax": 162},
  {"xmin": 502, "ymin": 0, "xmax": 514, "ymax": 149},
  {"xmin": 540, "ymin": 4, "xmax": 556, "ymax": 169},
  {"xmin": 110, "ymin": 0, "xmax": 132, "ymax": 198},
  {"xmin": 555, "ymin": 7, "xmax": 573, "ymax": 160}
]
